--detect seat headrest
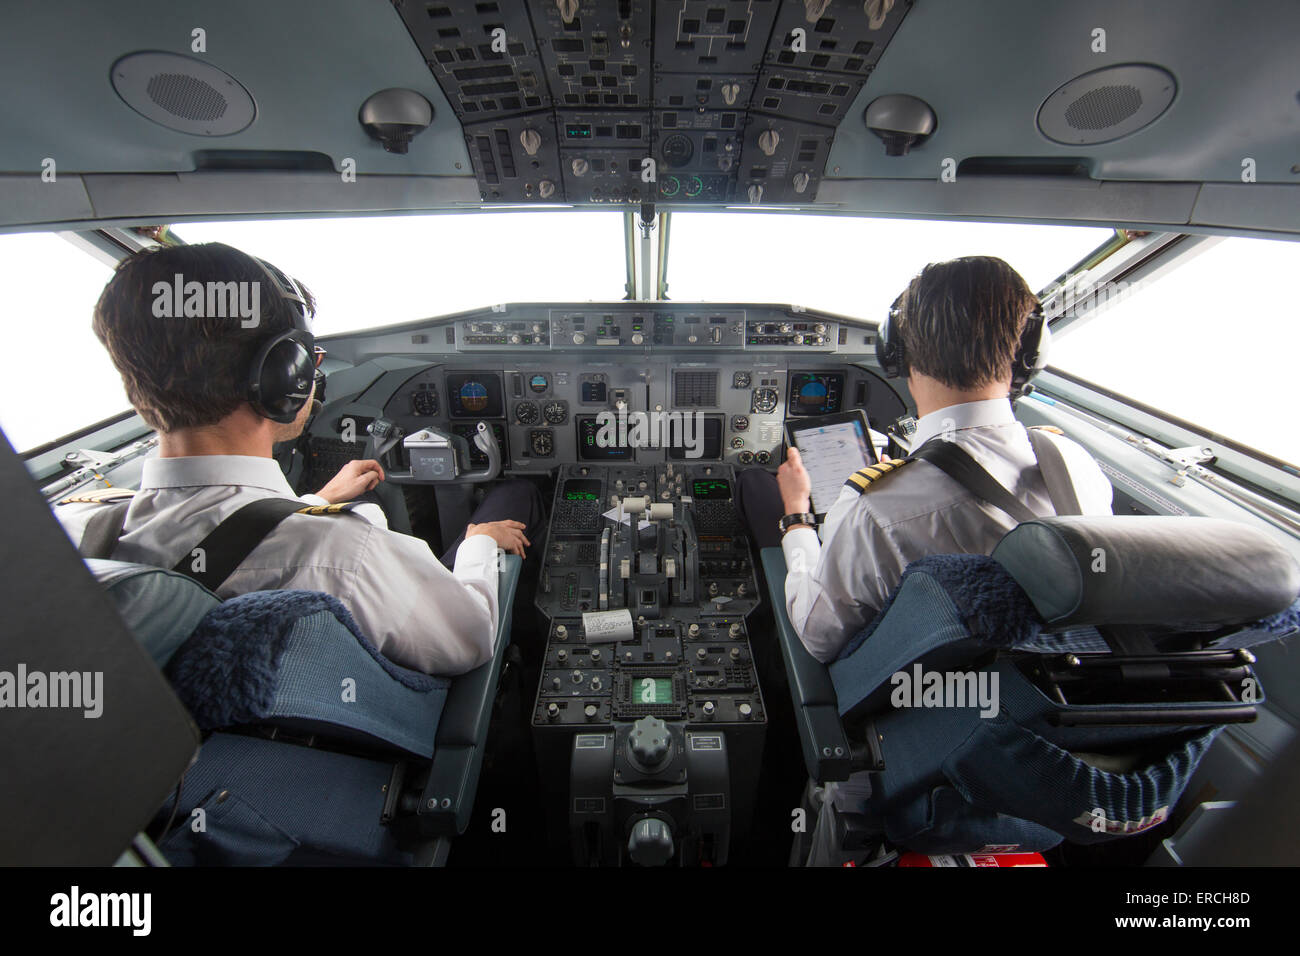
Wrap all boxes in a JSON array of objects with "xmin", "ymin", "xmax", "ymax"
[
  {"xmin": 86, "ymin": 559, "xmax": 220, "ymax": 666},
  {"xmin": 991, "ymin": 516, "xmax": 1300, "ymax": 628}
]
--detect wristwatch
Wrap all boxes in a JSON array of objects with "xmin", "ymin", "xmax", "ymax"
[{"xmin": 778, "ymin": 512, "xmax": 817, "ymax": 535}]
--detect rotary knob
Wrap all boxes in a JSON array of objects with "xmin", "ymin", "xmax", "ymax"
[
  {"xmin": 509, "ymin": 333, "xmax": 522, "ymax": 344},
  {"xmin": 591, "ymin": 648, "xmax": 602, "ymax": 662},
  {"xmin": 631, "ymin": 332, "xmax": 644, "ymax": 345},
  {"xmin": 572, "ymin": 332, "xmax": 586, "ymax": 345},
  {"xmin": 696, "ymin": 647, "xmax": 707, "ymax": 661},
  {"xmin": 555, "ymin": 625, "xmax": 568, "ymax": 639},
  {"xmin": 702, "ymin": 701, "xmax": 716, "ymax": 718},
  {"xmin": 729, "ymin": 622, "xmax": 742, "ymax": 638},
  {"xmin": 687, "ymin": 623, "xmax": 700, "ymax": 637},
  {"xmin": 629, "ymin": 716, "xmax": 671, "ymax": 768},
  {"xmin": 546, "ymin": 702, "xmax": 560, "ymax": 719}
]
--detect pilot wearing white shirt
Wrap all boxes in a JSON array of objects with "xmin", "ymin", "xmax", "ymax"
[
  {"xmin": 56, "ymin": 242, "xmax": 540, "ymax": 676},
  {"xmin": 741, "ymin": 256, "xmax": 1113, "ymax": 662}
]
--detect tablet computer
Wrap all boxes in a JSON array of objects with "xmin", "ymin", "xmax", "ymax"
[{"xmin": 784, "ymin": 409, "xmax": 878, "ymax": 518}]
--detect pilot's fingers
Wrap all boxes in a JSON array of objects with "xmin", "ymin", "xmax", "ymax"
[
  {"xmin": 786, "ymin": 447, "xmax": 802, "ymax": 466},
  {"xmin": 363, "ymin": 473, "xmax": 381, "ymax": 491},
  {"xmin": 502, "ymin": 520, "xmax": 527, "ymax": 528}
]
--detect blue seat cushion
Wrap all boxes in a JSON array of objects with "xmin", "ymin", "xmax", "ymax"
[{"xmin": 166, "ymin": 589, "xmax": 449, "ymax": 758}]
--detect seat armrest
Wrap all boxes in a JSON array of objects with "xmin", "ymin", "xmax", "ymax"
[
  {"xmin": 419, "ymin": 552, "xmax": 521, "ymax": 836},
  {"xmin": 760, "ymin": 548, "xmax": 854, "ymax": 782}
]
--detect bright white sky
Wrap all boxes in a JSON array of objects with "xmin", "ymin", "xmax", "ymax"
[{"xmin": 1, "ymin": 213, "xmax": 1295, "ymax": 466}]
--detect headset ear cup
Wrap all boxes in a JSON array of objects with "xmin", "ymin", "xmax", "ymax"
[
  {"xmin": 876, "ymin": 310, "xmax": 904, "ymax": 379},
  {"xmin": 1011, "ymin": 311, "xmax": 1050, "ymax": 395},
  {"xmin": 248, "ymin": 331, "xmax": 315, "ymax": 424}
]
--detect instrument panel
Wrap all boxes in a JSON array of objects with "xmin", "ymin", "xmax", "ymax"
[{"xmin": 321, "ymin": 304, "xmax": 904, "ymax": 477}]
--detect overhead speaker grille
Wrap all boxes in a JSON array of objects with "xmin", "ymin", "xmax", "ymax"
[
  {"xmin": 1037, "ymin": 64, "xmax": 1175, "ymax": 146},
  {"xmin": 111, "ymin": 51, "xmax": 255, "ymax": 135},
  {"xmin": 146, "ymin": 73, "xmax": 229, "ymax": 122}
]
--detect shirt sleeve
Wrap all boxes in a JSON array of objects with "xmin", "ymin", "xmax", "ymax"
[
  {"xmin": 342, "ymin": 525, "xmax": 499, "ymax": 676},
  {"xmin": 783, "ymin": 486, "xmax": 894, "ymax": 663}
]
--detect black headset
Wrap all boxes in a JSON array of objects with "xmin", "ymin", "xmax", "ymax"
[
  {"xmin": 246, "ymin": 257, "xmax": 318, "ymax": 424},
  {"xmin": 875, "ymin": 288, "xmax": 1051, "ymax": 397}
]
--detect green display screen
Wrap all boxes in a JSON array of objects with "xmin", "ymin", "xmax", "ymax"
[
  {"xmin": 635, "ymin": 677, "xmax": 673, "ymax": 704},
  {"xmin": 691, "ymin": 478, "xmax": 731, "ymax": 500},
  {"xmin": 564, "ymin": 490, "xmax": 599, "ymax": 501}
]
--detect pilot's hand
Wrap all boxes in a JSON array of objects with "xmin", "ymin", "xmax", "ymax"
[
  {"xmin": 316, "ymin": 459, "xmax": 385, "ymax": 503},
  {"xmin": 466, "ymin": 519, "xmax": 530, "ymax": 557},
  {"xmin": 777, "ymin": 447, "xmax": 812, "ymax": 515}
]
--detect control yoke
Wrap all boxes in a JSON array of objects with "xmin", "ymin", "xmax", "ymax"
[{"xmin": 365, "ymin": 417, "xmax": 501, "ymax": 484}]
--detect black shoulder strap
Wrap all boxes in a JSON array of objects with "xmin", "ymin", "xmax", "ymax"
[
  {"xmin": 1026, "ymin": 428, "xmax": 1083, "ymax": 516},
  {"xmin": 171, "ymin": 498, "xmax": 360, "ymax": 591},
  {"xmin": 908, "ymin": 439, "xmax": 1039, "ymax": 524}
]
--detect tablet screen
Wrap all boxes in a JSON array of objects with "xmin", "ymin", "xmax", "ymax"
[{"xmin": 790, "ymin": 415, "xmax": 874, "ymax": 516}]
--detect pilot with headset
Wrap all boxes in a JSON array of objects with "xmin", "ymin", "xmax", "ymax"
[
  {"xmin": 740, "ymin": 255, "xmax": 1113, "ymax": 663},
  {"xmin": 55, "ymin": 242, "xmax": 544, "ymax": 676}
]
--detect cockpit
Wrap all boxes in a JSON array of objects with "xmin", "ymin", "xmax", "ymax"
[{"xmin": 3, "ymin": 0, "xmax": 1300, "ymax": 903}]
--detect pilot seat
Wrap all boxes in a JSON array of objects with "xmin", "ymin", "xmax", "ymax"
[
  {"xmin": 760, "ymin": 515, "xmax": 1300, "ymax": 865},
  {"xmin": 91, "ymin": 552, "xmax": 521, "ymax": 866}
]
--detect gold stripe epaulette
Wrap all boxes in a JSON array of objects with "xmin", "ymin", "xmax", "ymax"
[
  {"xmin": 58, "ymin": 487, "xmax": 136, "ymax": 505},
  {"xmin": 295, "ymin": 501, "xmax": 362, "ymax": 516},
  {"xmin": 843, "ymin": 457, "xmax": 911, "ymax": 494}
]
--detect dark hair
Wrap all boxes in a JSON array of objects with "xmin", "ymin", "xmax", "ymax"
[
  {"xmin": 92, "ymin": 242, "xmax": 315, "ymax": 432},
  {"xmin": 896, "ymin": 256, "xmax": 1038, "ymax": 390}
]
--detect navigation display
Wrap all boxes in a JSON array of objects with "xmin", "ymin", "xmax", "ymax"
[
  {"xmin": 446, "ymin": 372, "xmax": 504, "ymax": 418},
  {"xmin": 786, "ymin": 410, "xmax": 876, "ymax": 516}
]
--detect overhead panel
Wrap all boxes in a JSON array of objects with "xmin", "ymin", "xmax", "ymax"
[{"xmin": 394, "ymin": 0, "xmax": 913, "ymax": 205}]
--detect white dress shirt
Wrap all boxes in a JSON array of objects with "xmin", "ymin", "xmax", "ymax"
[
  {"xmin": 55, "ymin": 455, "xmax": 499, "ymax": 676},
  {"xmin": 782, "ymin": 399, "xmax": 1113, "ymax": 663}
]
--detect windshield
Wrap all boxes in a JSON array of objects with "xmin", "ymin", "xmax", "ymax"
[
  {"xmin": 174, "ymin": 212, "xmax": 627, "ymax": 336},
  {"xmin": 0, "ymin": 212, "xmax": 1112, "ymax": 453},
  {"xmin": 174, "ymin": 212, "xmax": 1111, "ymax": 333},
  {"xmin": 665, "ymin": 213, "xmax": 1111, "ymax": 321}
]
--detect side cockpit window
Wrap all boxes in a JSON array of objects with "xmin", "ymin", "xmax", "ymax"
[
  {"xmin": 0, "ymin": 232, "xmax": 127, "ymax": 452},
  {"xmin": 1050, "ymin": 236, "xmax": 1300, "ymax": 469}
]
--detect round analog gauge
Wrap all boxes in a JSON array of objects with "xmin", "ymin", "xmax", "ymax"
[
  {"xmin": 530, "ymin": 430, "xmax": 554, "ymax": 457},
  {"xmin": 529, "ymin": 374, "xmax": 549, "ymax": 393},
  {"xmin": 543, "ymin": 400, "xmax": 568, "ymax": 425},
  {"xmin": 661, "ymin": 133, "xmax": 694, "ymax": 169},
  {"xmin": 732, "ymin": 371, "xmax": 752, "ymax": 389},
  {"xmin": 751, "ymin": 387, "xmax": 778, "ymax": 414},
  {"xmin": 412, "ymin": 388, "xmax": 438, "ymax": 416},
  {"xmin": 515, "ymin": 401, "xmax": 539, "ymax": 425},
  {"xmin": 731, "ymin": 414, "xmax": 749, "ymax": 431}
]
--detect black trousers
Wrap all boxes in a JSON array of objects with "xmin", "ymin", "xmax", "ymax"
[
  {"xmin": 734, "ymin": 467, "xmax": 786, "ymax": 551},
  {"xmin": 439, "ymin": 478, "xmax": 548, "ymax": 569}
]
